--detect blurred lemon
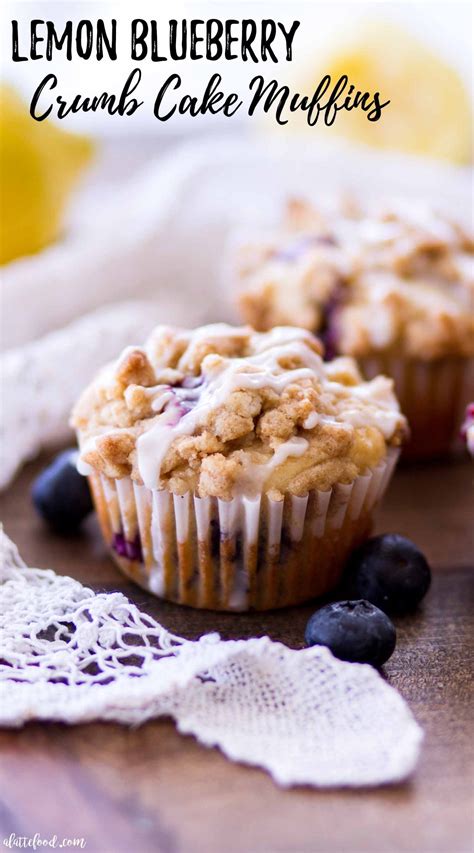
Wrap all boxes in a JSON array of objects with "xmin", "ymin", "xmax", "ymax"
[
  {"xmin": 295, "ymin": 23, "xmax": 472, "ymax": 164},
  {"xmin": 0, "ymin": 84, "xmax": 93, "ymax": 265}
]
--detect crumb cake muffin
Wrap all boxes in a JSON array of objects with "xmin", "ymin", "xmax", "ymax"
[
  {"xmin": 72, "ymin": 324, "xmax": 406, "ymax": 610},
  {"xmin": 235, "ymin": 198, "xmax": 474, "ymax": 459}
]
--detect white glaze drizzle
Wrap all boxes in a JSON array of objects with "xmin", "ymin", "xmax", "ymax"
[
  {"xmin": 79, "ymin": 325, "xmax": 405, "ymax": 490},
  {"xmin": 241, "ymin": 436, "xmax": 309, "ymax": 494},
  {"xmin": 137, "ymin": 328, "xmax": 323, "ymax": 489},
  {"xmin": 330, "ymin": 376, "xmax": 405, "ymax": 439},
  {"xmin": 303, "ymin": 412, "xmax": 319, "ymax": 430},
  {"xmin": 134, "ymin": 326, "xmax": 404, "ymax": 489}
]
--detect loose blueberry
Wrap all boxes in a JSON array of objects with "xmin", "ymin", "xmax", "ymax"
[
  {"xmin": 32, "ymin": 449, "xmax": 93, "ymax": 532},
  {"xmin": 348, "ymin": 534, "xmax": 431, "ymax": 614},
  {"xmin": 305, "ymin": 600, "xmax": 396, "ymax": 667}
]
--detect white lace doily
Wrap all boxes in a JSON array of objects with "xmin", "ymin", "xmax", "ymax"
[{"xmin": 0, "ymin": 529, "xmax": 423, "ymax": 788}]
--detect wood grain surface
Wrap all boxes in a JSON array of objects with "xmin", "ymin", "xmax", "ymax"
[{"xmin": 0, "ymin": 454, "xmax": 473, "ymax": 853}]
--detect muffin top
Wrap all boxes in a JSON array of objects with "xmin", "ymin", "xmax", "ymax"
[
  {"xmin": 236, "ymin": 198, "xmax": 474, "ymax": 360},
  {"xmin": 72, "ymin": 324, "xmax": 407, "ymax": 499}
]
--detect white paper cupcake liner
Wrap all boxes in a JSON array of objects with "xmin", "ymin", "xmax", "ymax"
[
  {"xmin": 89, "ymin": 448, "xmax": 399, "ymax": 611},
  {"xmin": 359, "ymin": 356, "xmax": 474, "ymax": 459}
]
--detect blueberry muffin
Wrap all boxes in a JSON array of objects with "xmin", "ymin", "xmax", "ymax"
[
  {"xmin": 235, "ymin": 198, "xmax": 474, "ymax": 459},
  {"xmin": 72, "ymin": 324, "xmax": 406, "ymax": 610}
]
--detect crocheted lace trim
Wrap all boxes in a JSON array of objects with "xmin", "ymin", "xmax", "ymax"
[{"xmin": 0, "ymin": 529, "xmax": 422, "ymax": 788}]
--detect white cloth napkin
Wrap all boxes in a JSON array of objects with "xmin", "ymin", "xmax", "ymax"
[{"xmin": 0, "ymin": 301, "xmax": 165, "ymax": 488}]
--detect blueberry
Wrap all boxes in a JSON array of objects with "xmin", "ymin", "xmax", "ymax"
[
  {"xmin": 349, "ymin": 534, "xmax": 431, "ymax": 614},
  {"xmin": 305, "ymin": 600, "xmax": 396, "ymax": 667},
  {"xmin": 319, "ymin": 282, "xmax": 346, "ymax": 360},
  {"xmin": 112, "ymin": 531, "xmax": 143, "ymax": 562},
  {"xmin": 32, "ymin": 449, "xmax": 93, "ymax": 532}
]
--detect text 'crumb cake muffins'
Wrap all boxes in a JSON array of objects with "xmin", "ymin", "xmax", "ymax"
[
  {"xmin": 72, "ymin": 324, "xmax": 407, "ymax": 611},
  {"xmin": 235, "ymin": 199, "xmax": 474, "ymax": 459}
]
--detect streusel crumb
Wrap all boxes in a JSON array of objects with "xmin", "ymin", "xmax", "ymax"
[
  {"xmin": 72, "ymin": 324, "xmax": 407, "ymax": 498},
  {"xmin": 236, "ymin": 198, "xmax": 474, "ymax": 360}
]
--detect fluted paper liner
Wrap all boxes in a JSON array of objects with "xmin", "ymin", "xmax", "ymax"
[
  {"xmin": 360, "ymin": 356, "xmax": 474, "ymax": 459},
  {"xmin": 89, "ymin": 448, "xmax": 399, "ymax": 611}
]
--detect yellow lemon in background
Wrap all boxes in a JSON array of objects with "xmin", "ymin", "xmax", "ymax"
[
  {"xmin": 295, "ymin": 23, "xmax": 472, "ymax": 164},
  {"xmin": 0, "ymin": 84, "xmax": 93, "ymax": 265}
]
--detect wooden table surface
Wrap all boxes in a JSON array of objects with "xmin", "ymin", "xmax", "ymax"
[{"xmin": 0, "ymin": 454, "xmax": 473, "ymax": 853}]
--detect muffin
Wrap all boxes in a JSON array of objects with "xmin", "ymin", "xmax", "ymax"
[
  {"xmin": 72, "ymin": 323, "xmax": 406, "ymax": 611},
  {"xmin": 235, "ymin": 198, "xmax": 474, "ymax": 459}
]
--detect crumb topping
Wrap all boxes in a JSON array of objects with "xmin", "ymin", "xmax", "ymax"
[
  {"xmin": 72, "ymin": 324, "xmax": 407, "ymax": 498},
  {"xmin": 236, "ymin": 198, "xmax": 474, "ymax": 360}
]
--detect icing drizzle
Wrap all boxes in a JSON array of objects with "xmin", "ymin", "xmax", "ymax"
[
  {"xmin": 133, "ymin": 325, "xmax": 403, "ymax": 490},
  {"xmin": 76, "ymin": 325, "xmax": 406, "ymax": 490}
]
